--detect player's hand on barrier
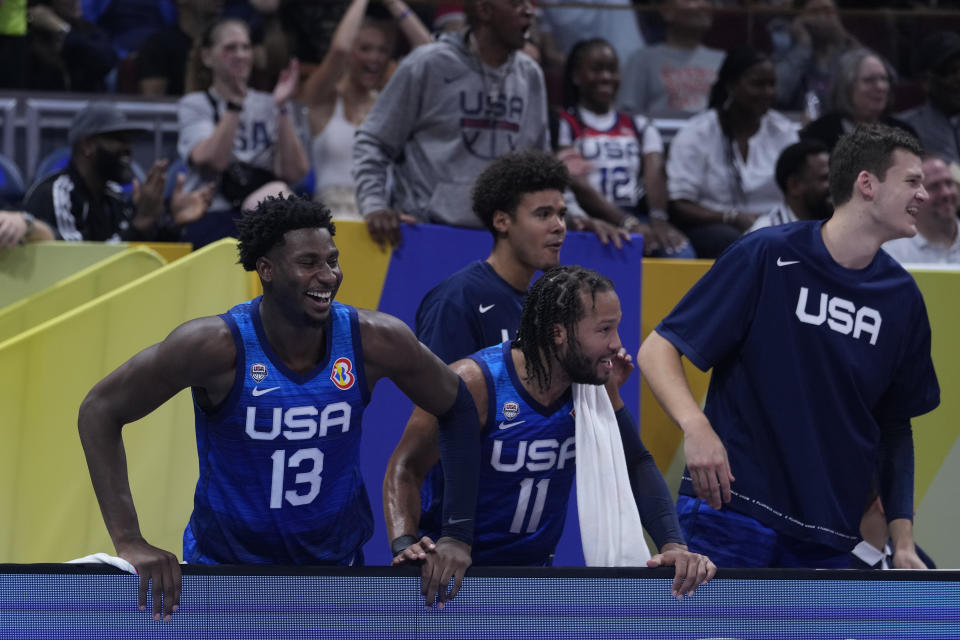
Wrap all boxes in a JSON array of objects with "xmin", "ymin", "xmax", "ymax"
[
  {"xmin": 684, "ymin": 422, "xmax": 735, "ymax": 510},
  {"xmin": 117, "ymin": 538, "xmax": 181, "ymax": 622},
  {"xmin": 391, "ymin": 535, "xmax": 437, "ymax": 565},
  {"xmin": 647, "ymin": 543, "xmax": 716, "ymax": 599},
  {"xmin": 421, "ymin": 536, "xmax": 471, "ymax": 610},
  {"xmin": 892, "ymin": 546, "xmax": 928, "ymax": 569},
  {"xmin": 365, "ymin": 208, "xmax": 417, "ymax": 249}
]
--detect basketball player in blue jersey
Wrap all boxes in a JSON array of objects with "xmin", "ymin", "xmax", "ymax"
[
  {"xmin": 638, "ymin": 124, "xmax": 940, "ymax": 569},
  {"xmin": 78, "ymin": 195, "xmax": 481, "ymax": 621},
  {"xmin": 386, "ymin": 266, "xmax": 716, "ymax": 598}
]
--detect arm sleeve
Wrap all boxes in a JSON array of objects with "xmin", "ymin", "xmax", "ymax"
[
  {"xmin": 437, "ymin": 378, "xmax": 482, "ymax": 544},
  {"xmin": 352, "ymin": 53, "xmax": 426, "ymax": 216},
  {"xmin": 638, "ymin": 117, "xmax": 664, "ymax": 155},
  {"xmin": 656, "ymin": 238, "xmax": 761, "ymax": 370},
  {"xmin": 616, "ymin": 406, "xmax": 685, "ymax": 549},
  {"xmin": 877, "ymin": 419, "xmax": 914, "ymax": 523}
]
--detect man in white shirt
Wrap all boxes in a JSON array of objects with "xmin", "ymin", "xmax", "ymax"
[
  {"xmin": 749, "ymin": 139, "xmax": 832, "ymax": 232},
  {"xmin": 883, "ymin": 155, "xmax": 960, "ymax": 265}
]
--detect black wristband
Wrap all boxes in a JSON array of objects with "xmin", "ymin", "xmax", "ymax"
[
  {"xmin": 391, "ymin": 535, "xmax": 418, "ymax": 557},
  {"xmin": 225, "ymin": 100, "xmax": 243, "ymax": 113}
]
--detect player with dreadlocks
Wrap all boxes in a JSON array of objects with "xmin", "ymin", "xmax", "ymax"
[
  {"xmin": 79, "ymin": 194, "xmax": 481, "ymax": 620},
  {"xmin": 385, "ymin": 265, "xmax": 715, "ymax": 598}
]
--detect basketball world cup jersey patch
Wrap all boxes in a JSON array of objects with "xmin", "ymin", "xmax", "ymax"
[
  {"xmin": 330, "ymin": 357, "xmax": 356, "ymax": 390},
  {"xmin": 250, "ymin": 362, "xmax": 268, "ymax": 382}
]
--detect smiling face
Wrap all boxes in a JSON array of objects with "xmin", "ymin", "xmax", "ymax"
[
  {"xmin": 573, "ymin": 43, "xmax": 619, "ymax": 113},
  {"xmin": 868, "ymin": 149, "xmax": 929, "ymax": 240},
  {"xmin": 850, "ymin": 55, "xmax": 890, "ymax": 122},
  {"xmin": 349, "ymin": 24, "xmax": 391, "ymax": 91},
  {"xmin": 918, "ymin": 157, "xmax": 959, "ymax": 223},
  {"xmin": 557, "ymin": 289, "xmax": 623, "ymax": 385},
  {"xmin": 202, "ymin": 21, "xmax": 253, "ymax": 86},
  {"xmin": 495, "ymin": 189, "xmax": 567, "ymax": 274},
  {"xmin": 259, "ymin": 227, "xmax": 343, "ymax": 326}
]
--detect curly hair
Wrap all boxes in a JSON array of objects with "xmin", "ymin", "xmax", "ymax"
[
  {"xmin": 236, "ymin": 194, "xmax": 335, "ymax": 271},
  {"xmin": 472, "ymin": 150, "xmax": 570, "ymax": 236},
  {"xmin": 513, "ymin": 265, "xmax": 615, "ymax": 392}
]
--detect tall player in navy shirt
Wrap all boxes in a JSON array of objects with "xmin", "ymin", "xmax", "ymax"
[
  {"xmin": 638, "ymin": 125, "xmax": 940, "ymax": 568},
  {"xmin": 79, "ymin": 195, "xmax": 481, "ymax": 621},
  {"xmin": 387, "ymin": 266, "xmax": 716, "ymax": 598}
]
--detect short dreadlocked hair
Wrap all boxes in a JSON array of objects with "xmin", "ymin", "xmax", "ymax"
[
  {"xmin": 513, "ymin": 265, "xmax": 615, "ymax": 391},
  {"xmin": 472, "ymin": 151, "xmax": 570, "ymax": 238},
  {"xmin": 236, "ymin": 195, "xmax": 336, "ymax": 271}
]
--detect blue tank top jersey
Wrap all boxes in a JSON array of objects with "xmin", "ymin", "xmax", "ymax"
[
  {"xmin": 424, "ymin": 341, "xmax": 576, "ymax": 566},
  {"xmin": 657, "ymin": 221, "xmax": 939, "ymax": 550},
  {"xmin": 185, "ymin": 297, "xmax": 372, "ymax": 564}
]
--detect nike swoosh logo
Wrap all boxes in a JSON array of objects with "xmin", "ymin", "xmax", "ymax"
[
  {"xmin": 252, "ymin": 386, "xmax": 280, "ymax": 397},
  {"xmin": 446, "ymin": 517, "xmax": 472, "ymax": 525},
  {"xmin": 777, "ymin": 257, "xmax": 800, "ymax": 267},
  {"xmin": 478, "ymin": 303, "xmax": 495, "ymax": 313},
  {"xmin": 498, "ymin": 420, "xmax": 526, "ymax": 430}
]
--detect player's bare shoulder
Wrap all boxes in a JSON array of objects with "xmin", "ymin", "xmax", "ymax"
[{"xmin": 157, "ymin": 315, "xmax": 238, "ymax": 402}]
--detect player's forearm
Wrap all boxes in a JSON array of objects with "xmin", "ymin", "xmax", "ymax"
[
  {"xmin": 637, "ymin": 331, "xmax": 711, "ymax": 436},
  {"xmin": 888, "ymin": 518, "xmax": 917, "ymax": 557},
  {"xmin": 78, "ymin": 398, "xmax": 145, "ymax": 549},
  {"xmin": 383, "ymin": 460, "xmax": 426, "ymax": 541}
]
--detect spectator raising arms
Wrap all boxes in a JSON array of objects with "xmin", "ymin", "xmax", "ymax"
[
  {"xmin": 302, "ymin": 0, "xmax": 431, "ymax": 220},
  {"xmin": 667, "ymin": 47, "xmax": 799, "ymax": 258},
  {"xmin": 177, "ymin": 17, "xmax": 309, "ymax": 247},
  {"xmin": 555, "ymin": 38, "xmax": 693, "ymax": 257}
]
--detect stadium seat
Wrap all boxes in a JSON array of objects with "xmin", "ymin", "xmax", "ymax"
[{"xmin": 0, "ymin": 153, "xmax": 26, "ymax": 207}]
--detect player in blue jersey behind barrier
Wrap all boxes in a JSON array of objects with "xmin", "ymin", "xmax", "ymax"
[
  {"xmin": 386, "ymin": 265, "xmax": 716, "ymax": 598},
  {"xmin": 78, "ymin": 195, "xmax": 482, "ymax": 621},
  {"xmin": 638, "ymin": 124, "xmax": 940, "ymax": 569}
]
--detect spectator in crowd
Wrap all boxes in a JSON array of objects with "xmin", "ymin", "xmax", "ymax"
[
  {"xmin": 177, "ymin": 17, "xmax": 309, "ymax": 247},
  {"xmin": 639, "ymin": 124, "xmax": 939, "ymax": 569},
  {"xmin": 26, "ymin": 0, "xmax": 117, "ymax": 92},
  {"xmin": 539, "ymin": 0, "xmax": 645, "ymax": 75},
  {"xmin": 769, "ymin": 0, "xmax": 859, "ymax": 115},
  {"xmin": 352, "ymin": 0, "xmax": 549, "ymax": 247},
  {"xmin": 555, "ymin": 38, "xmax": 694, "ymax": 257},
  {"xmin": 136, "ymin": 0, "xmax": 225, "ymax": 97},
  {"xmin": 801, "ymin": 48, "xmax": 916, "ymax": 151},
  {"xmin": 0, "ymin": 211, "xmax": 54, "ymax": 247},
  {"xmin": 81, "ymin": 0, "xmax": 175, "ymax": 59},
  {"xmin": 24, "ymin": 103, "xmax": 213, "ymax": 242},
  {"xmin": 748, "ymin": 139, "xmax": 832, "ymax": 232},
  {"xmin": 883, "ymin": 154, "xmax": 960, "ymax": 264},
  {"xmin": 666, "ymin": 47, "xmax": 799, "ymax": 258},
  {"xmin": 302, "ymin": 0, "xmax": 430, "ymax": 220},
  {"xmin": 617, "ymin": 0, "xmax": 724, "ymax": 117},
  {"xmin": 387, "ymin": 265, "xmax": 715, "ymax": 597},
  {"xmin": 0, "ymin": 0, "xmax": 28, "ymax": 89},
  {"xmin": 899, "ymin": 31, "xmax": 960, "ymax": 166}
]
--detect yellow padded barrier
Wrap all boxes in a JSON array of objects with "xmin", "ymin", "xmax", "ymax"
[
  {"xmin": 0, "ymin": 247, "xmax": 167, "ymax": 344},
  {"xmin": 0, "ymin": 238, "xmax": 249, "ymax": 562},
  {"xmin": 129, "ymin": 242, "xmax": 193, "ymax": 264},
  {"xmin": 0, "ymin": 242, "xmax": 127, "ymax": 309}
]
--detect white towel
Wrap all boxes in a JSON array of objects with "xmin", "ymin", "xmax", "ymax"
[
  {"xmin": 66, "ymin": 552, "xmax": 138, "ymax": 574},
  {"xmin": 573, "ymin": 383, "xmax": 651, "ymax": 566}
]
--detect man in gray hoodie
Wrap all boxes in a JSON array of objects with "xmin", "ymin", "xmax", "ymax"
[{"xmin": 353, "ymin": 0, "xmax": 548, "ymax": 247}]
